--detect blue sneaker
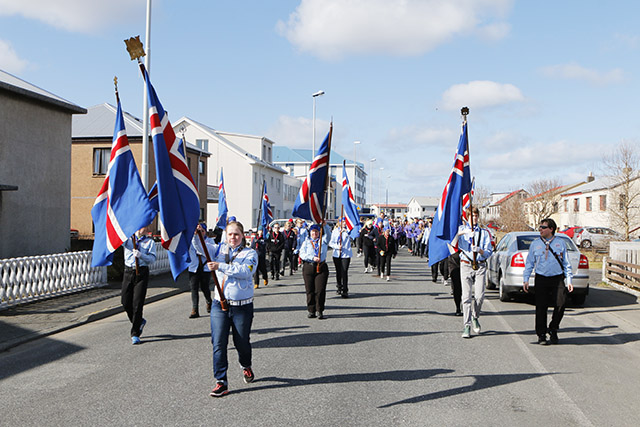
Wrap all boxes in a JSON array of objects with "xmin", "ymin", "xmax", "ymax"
[
  {"xmin": 139, "ymin": 318, "xmax": 147, "ymax": 337},
  {"xmin": 131, "ymin": 336, "xmax": 141, "ymax": 345}
]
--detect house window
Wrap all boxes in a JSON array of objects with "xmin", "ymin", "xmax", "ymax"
[
  {"xmin": 93, "ymin": 148, "xmax": 110, "ymax": 175},
  {"xmin": 600, "ymin": 195, "xmax": 606, "ymax": 211},
  {"xmin": 586, "ymin": 197, "xmax": 592, "ymax": 212},
  {"xmin": 254, "ymin": 172, "xmax": 258, "ymax": 184},
  {"xmin": 573, "ymin": 198, "xmax": 579, "ymax": 212},
  {"xmin": 276, "ymin": 178, "xmax": 281, "ymax": 193},
  {"xmin": 198, "ymin": 159, "xmax": 205, "ymax": 175},
  {"xmin": 271, "ymin": 176, "xmax": 274, "ymax": 186},
  {"xmin": 564, "ymin": 200, "xmax": 568, "ymax": 212},
  {"xmin": 187, "ymin": 157, "xmax": 192, "ymax": 173},
  {"xmin": 268, "ymin": 146, "xmax": 271, "ymax": 162},
  {"xmin": 195, "ymin": 139, "xmax": 209, "ymax": 152}
]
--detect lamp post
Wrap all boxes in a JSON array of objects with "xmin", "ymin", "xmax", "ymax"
[
  {"xmin": 312, "ymin": 90, "xmax": 324, "ymax": 155},
  {"xmin": 353, "ymin": 140, "xmax": 361, "ymax": 203},
  {"xmin": 386, "ymin": 175, "xmax": 391, "ymax": 206},
  {"xmin": 378, "ymin": 167, "xmax": 384, "ymax": 212},
  {"xmin": 368, "ymin": 157, "xmax": 376, "ymax": 206}
]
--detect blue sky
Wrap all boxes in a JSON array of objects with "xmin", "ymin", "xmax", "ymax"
[{"xmin": 2, "ymin": 0, "xmax": 638, "ymax": 204}]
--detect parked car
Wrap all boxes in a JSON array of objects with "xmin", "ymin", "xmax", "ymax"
[
  {"xmin": 558, "ymin": 226, "xmax": 584, "ymax": 242},
  {"xmin": 575, "ymin": 226, "xmax": 623, "ymax": 249},
  {"xmin": 70, "ymin": 228, "xmax": 79, "ymax": 239},
  {"xmin": 486, "ymin": 231, "xmax": 590, "ymax": 305}
]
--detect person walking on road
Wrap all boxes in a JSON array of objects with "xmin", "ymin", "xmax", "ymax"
[
  {"xmin": 250, "ymin": 228, "xmax": 268, "ymax": 288},
  {"xmin": 457, "ymin": 207, "xmax": 493, "ymax": 338},
  {"xmin": 523, "ymin": 218, "xmax": 573, "ymax": 345},
  {"xmin": 360, "ymin": 220, "xmax": 378, "ymax": 273},
  {"xmin": 376, "ymin": 227, "xmax": 397, "ymax": 281},
  {"xmin": 187, "ymin": 223, "xmax": 214, "ymax": 318},
  {"xmin": 299, "ymin": 223, "xmax": 331, "ymax": 319},
  {"xmin": 207, "ymin": 220, "xmax": 259, "ymax": 397},
  {"xmin": 121, "ymin": 225, "xmax": 156, "ymax": 345},
  {"xmin": 329, "ymin": 219, "xmax": 353, "ymax": 297},
  {"xmin": 281, "ymin": 220, "xmax": 297, "ymax": 276},
  {"xmin": 267, "ymin": 223, "xmax": 285, "ymax": 280}
]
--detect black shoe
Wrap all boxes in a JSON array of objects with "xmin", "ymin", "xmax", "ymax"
[
  {"xmin": 307, "ymin": 312, "xmax": 316, "ymax": 318},
  {"xmin": 280, "ymin": 271, "xmax": 285, "ymax": 276},
  {"xmin": 455, "ymin": 310, "xmax": 462, "ymax": 316},
  {"xmin": 210, "ymin": 382, "xmax": 229, "ymax": 397},
  {"xmin": 537, "ymin": 335, "xmax": 548, "ymax": 345},
  {"xmin": 317, "ymin": 312, "xmax": 325, "ymax": 320},
  {"xmin": 290, "ymin": 270, "xmax": 293, "ymax": 276},
  {"xmin": 341, "ymin": 292, "xmax": 349, "ymax": 298},
  {"xmin": 549, "ymin": 330, "xmax": 559, "ymax": 344}
]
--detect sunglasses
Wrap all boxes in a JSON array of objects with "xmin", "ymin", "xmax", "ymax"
[{"xmin": 539, "ymin": 225, "xmax": 549, "ymax": 230}]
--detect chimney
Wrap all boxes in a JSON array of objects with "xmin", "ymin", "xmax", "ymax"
[{"xmin": 587, "ymin": 172, "xmax": 595, "ymax": 182}]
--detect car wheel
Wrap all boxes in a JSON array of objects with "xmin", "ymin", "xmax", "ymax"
[
  {"xmin": 485, "ymin": 269, "xmax": 496, "ymax": 290},
  {"xmin": 499, "ymin": 273, "xmax": 510, "ymax": 302},
  {"xmin": 571, "ymin": 294, "xmax": 586, "ymax": 305},
  {"xmin": 581, "ymin": 239, "xmax": 592, "ymax": 249}
]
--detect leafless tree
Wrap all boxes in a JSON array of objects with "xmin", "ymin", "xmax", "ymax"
[
  {"xmin": 473, "ymin": 184, "xmax": 491, "ymax": 223},
  {"xmin": 602, "ymin": 141, "xmax": 640, "ymax": 239},
  {"xmin": 525, "ymin": 178, "xmax": 563, "ymax": 228},
  {"xmin": 499, "ymin": 190, "xmax": 530, "ymax": 232}
]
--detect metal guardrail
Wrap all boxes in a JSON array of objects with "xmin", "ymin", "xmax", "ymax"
[
  {"xmin": 0, "ymin": 244, "xmax": 171, "ymax": 309},
  {"xmin": 602, "ymin": 242, "xmax": 640, "ymax": 295}
]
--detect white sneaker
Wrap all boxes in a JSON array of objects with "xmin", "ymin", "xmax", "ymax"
[
  {"xmin": 364, "ymin": 268, "xmax": 368, "ymax": 273},
  {"xmin": 380, "ymin": 273, "xmax": 384, "ymax": 279},
  {"xmin": 386, "ymin": 276, "xmax": 390, "ymax": 281}
]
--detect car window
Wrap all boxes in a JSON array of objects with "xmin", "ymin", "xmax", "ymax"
[
  {"xmin": 517, "ymin": 234, "xmax": 577, "ymax": 251},
  {"xmin": 496, "ymin": 235, "xmax": 511, "ymax": 251}
]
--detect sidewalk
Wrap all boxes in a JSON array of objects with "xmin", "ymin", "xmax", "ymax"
[{"xmin": 0, "ymin": 273, "xmax": 189, "ymax": 352}]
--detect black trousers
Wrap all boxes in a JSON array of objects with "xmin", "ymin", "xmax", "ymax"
[
  {"xmin": 121, "ymin": 266, "xmax": 149, "ymax": 337},
  {"xmin": 378, "ymin": 254, "xmax": 392, "ymax": 276},
  {"xmin": 270, "ymin": 252, "xmax": 282, "ymax": 278},
  {"xmin": 450, "ymin": 267, "xmax": 462, "ymax": 312},
  {"xmin": 281, "ymin": 248, "xmax": 295, "ymax": 274},
  {"xmin": 363, "ymin": 244, "xmax": 376, "ymax": 268},
  {"xmin": 332, "ymin": 257, "xmax": 351, "ymax": 294},
  {"xmin": 254, "ymin": 256, "xmax": 268, "ymax": 285},
  {"xmin": 534, "ymin": 273, "xmax": 566, "ymax": 336},
  {"xmin": 302, "ymin": 262, "xmax": 329, "ymax": 313},
  {"xmin": 189, "ymin": 266, "xmax": 212, "ymax": 310}
]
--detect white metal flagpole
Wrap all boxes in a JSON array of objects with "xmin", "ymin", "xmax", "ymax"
[{"xmin": 141, "ymin": 0, "xmax": 152, "ymax": 190}]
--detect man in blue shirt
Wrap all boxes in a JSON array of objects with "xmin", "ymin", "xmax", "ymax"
[
  {"xmin": 523, "ymin": 218, "xmax": 573, "ymax": 345},
  {"xmin": 121, "ymin": 225, "xmax": 156, "ymax": 345},
  {"xmin": 457, "ymin": 208, "xmax": 493, "ymax": 338}
]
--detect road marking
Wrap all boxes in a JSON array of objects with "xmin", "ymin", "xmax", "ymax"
[{"xmin": 485, "ymin": 298, "xmax": 594, "ymax": 427}]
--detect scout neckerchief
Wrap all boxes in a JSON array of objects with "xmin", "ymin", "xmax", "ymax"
[
  {"xmin": 540, "ymin": 235, "xmax": 555, "ymax": 261},
  {"xmin": 311, "ymin": 237, "xmax": 320, "ymax": 260},
  {"xmin": 338, "ymin": 227, "xmax": 343, "ymax": 255}
]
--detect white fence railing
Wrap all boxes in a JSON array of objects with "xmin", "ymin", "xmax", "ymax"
[{"xmin": 0, "ymin": 244, "xmax": 171, "ymax": 309}]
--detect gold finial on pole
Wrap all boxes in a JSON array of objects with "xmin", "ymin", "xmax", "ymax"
[{"xmin": 124, "ymin": 36, "xmax": 146, "ymax": 62}]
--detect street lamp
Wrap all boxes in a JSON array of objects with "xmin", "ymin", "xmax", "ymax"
[
  {"xmin": 369, "ymin": 157, "xmax": 376, "ymax": 206},
  {"xmin": 353, "ymin": 140, "xmax": 361, "ymax": 203},
  {"xmin": 312, "ymin": 90, "xmax": 325, "ymax": 155},
  {"xmin": 378, "ymin": 167, "xmax": 384, "ymax": 210},
  {"xmin": 386, "ymin": 175, "xmax": 392, "ymax": 206}
]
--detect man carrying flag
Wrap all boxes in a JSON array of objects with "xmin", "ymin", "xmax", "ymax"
[
  {"xmin": 141, "ymin": 65, "xmax": 200, "ymax": 280},
  {"xmin": 293, "ymin": 125, "xmax": 333, "ymax": 319},
  {"xmin": 91, "ymin": 90, "xmax": 157, "ymax": 344}
]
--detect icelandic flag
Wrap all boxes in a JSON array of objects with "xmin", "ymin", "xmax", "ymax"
[
  {"xmin": 461, "ymin": 178, "xmax": 476, "ymax": 222},
  {"xmin": 292, "ymin": 124, "xmax": 332, "ymax": 223},
  {"xmin": 260, "ymin": 182, "xmax": 273, "ymax": 232},
  {"xmin": 91, "ymin": 99, "xmax": 156, "ymax": 267},
  {"xmin": 428, "ymin": 122, "xmax": 472, "ymax": 266},
  {"xmin": 143, "ymin": 66, "xmax": 200, "ymax": 280},
  {"xmin": 216, "ymin": 168, "xmax": 228, "ymax": 229},
  {"xmin": 341, "ymin": 161, "xmax": 361, "ymax": 239}
]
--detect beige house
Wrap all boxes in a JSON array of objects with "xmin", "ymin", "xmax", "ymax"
[
  {"xmin": 71, "ymin": 104, "xmax": 209, "ymax": 237},
  {"xmin": 406, "ymin": 197, "xmax": 439, "ymax": 219},
  {"xmin": 1, "ymin": 69, "xmax": 86, "ymax": 258}
]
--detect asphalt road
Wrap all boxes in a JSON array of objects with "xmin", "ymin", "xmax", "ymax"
[{"xmin": 1, "ymin": 252, "xmax": 639, "ymax": 426}]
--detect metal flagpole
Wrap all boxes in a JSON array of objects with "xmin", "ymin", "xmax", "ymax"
[
  {"xmin": 461, "ymin": 106, "xmax": 477, "ymax": 270},
  {"xmin": 141, "ymin": 0, "xmax": 152, "ymax": 190},
  {"xmin": 256, "ymin": 180, "xmax": 265, "ymax": 232}
]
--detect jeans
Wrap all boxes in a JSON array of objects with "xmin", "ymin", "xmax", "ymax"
[{"xmin": 210, "ymin": 300, "xmax": 254, "ymax": 383}]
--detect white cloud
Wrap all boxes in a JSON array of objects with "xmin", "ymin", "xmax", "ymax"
[
  {"xmin": 0, "ymin": 39, "xmax": 28, "ymax": 73},
  {"xmin": 277, "ymin": 0, "xmax": 512, "ymax": 60},
  {"xmin": 0, "ymin": 0, "xmax": 145, "ymax": 33},
  {"xmin": 266, "ymin": 115, "xmax": 331, "ymax": 149},
  {"xmin": 441, "ymin": 80, "xmax": 524, "ymax": 111},
  {"xmin": 539, "ymin": 62, "xmax": 624, "ymax": 85}
]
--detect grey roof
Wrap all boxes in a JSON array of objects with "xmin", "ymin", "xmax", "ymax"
[
  {"xmin": 72, "ymin": 103, "xmax": 144, "ymax": 138},
  {"xmin": 273, "ymin": 146, "xmax": 363, "ymax": 168},
  {"xmin": 0, "ymin": 69, "xmax": 86, "ymax": 114},
  {"xmin": 561, "ymin": 174, "xmax": 640, "ymax": 195}
]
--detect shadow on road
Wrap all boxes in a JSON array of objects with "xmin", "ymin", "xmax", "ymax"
[{"xmin": 252, "ymin": 329, "xmax": 436, "ymax": 349}]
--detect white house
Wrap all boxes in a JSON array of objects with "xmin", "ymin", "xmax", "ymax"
[
  {"xmin": 172, "ymin": 117, "xmax": 287, "ymax": 230},
  {"xmin": 406, "ymin": 197, "xmax": 439, "ymax": 219},
  {"xmin": 371, "ymin": 203, "xmax": 408, "ymax": 219}
]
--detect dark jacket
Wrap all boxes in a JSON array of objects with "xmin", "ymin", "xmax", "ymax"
[
  {"xmin": 267, "ymin": 231, "xmax": 285, "ymax": 254},
  {"xmin": 376, "ymin": 234, "xmax": 397, "ymax": 256},
  {"xmin": 251, "ymin": 236, "xmax": 267, "ymax": 258},
  {"xmin": 282, "ymin": 229, "xmax": 297, "ymax": 251},
  {"xmin": 360, "ymin": 226, "xmax": 379, "ymax": 248}
]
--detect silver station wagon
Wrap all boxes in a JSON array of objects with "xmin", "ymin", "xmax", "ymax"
[{"xmin": 486, "ymin": 232, "xmax": 590, "ymax": 305}]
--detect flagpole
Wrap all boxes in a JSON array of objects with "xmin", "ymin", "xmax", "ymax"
[
  {"xmin": 256, "ymin": 180, "xmax": 265, "ymax": 232},
  {"xmin": 461, "ymin": 106, "xmax": 477, "ymax": 270},
  {"xmin": 140, "ymin": 0, "xmax": 152, "ymax": 190},
  {"xmin": 316, "ymin": 122, "xmax": 333, "ymax": 273}
]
